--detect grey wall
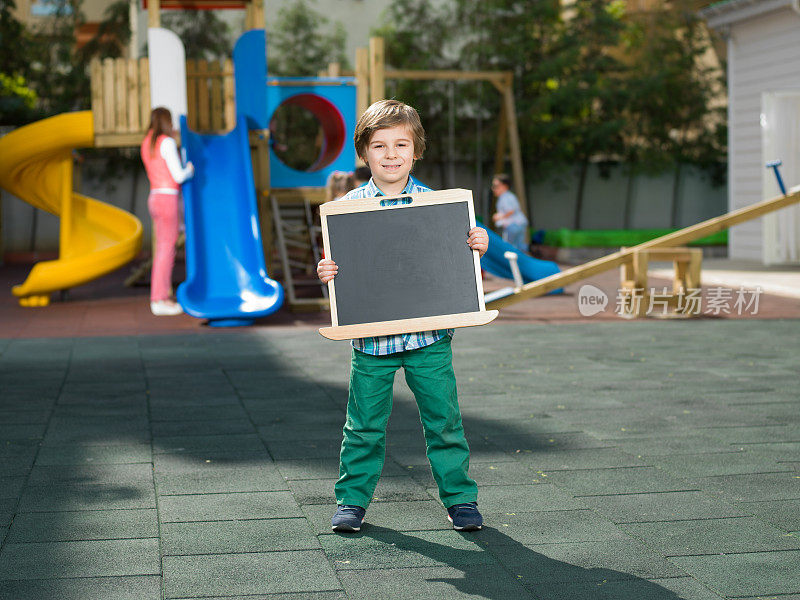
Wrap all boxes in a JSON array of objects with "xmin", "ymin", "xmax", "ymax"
[
  {"xmin": 414, "ymin": 161, "xmax": 727, "ymax": 232},
  {"xmin": 1, "ymin": 157, "xmax": 726, "ymax": 255}
]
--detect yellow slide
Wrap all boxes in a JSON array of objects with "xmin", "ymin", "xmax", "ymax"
[{"xmin": 0, "ymin": 111, "xmax": 142, "ymax": 306}]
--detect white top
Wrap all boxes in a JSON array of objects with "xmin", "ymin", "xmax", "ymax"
[{"xmin": 160, "ymin": 136, "xmax": 194, "ymax": 184}]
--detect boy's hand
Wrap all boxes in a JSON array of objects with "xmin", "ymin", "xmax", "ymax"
[
  {"xmin": 467, "ymin": 227, "xmax": 489, "ymax": 257},
  {"xmin": 317, "ymin": 259, "xmax": 338, "ymax": 283}
]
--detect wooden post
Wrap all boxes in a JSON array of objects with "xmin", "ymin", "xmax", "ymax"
[
  {"xmin": 115, "ymin": 59, "xmax": 128, "ymax": 133},
  {"xmin": 197, "ymin": 60, "xmax": 210, "ymax": 131},
  {"xmin": 90, "ymin": 58, "xmax": 104, "ymax": 134},
  {"xmin": 245, "ymin": 0, "xmax": 264, "ymax": 30},
  {"xmin": 501, "ymin": 74, "xmax": 527, "ymax": 217},
  {"xmin": 630, "ymin": 249, "xmax": 649, "ymax": 318},
  {"xmin": 493, "ymin": 95, "xmax": 507, "ymax": 177},
  {"xmin": 139, "ymin": 57, "xmax": 150, "ymax": 128},
  {"xmin": 223, "ymin": 58, "xmax": 235, "ymax": 131},
  {"xmin": 369, "ymin": 36, "xmax": 385, "ymax": 104},
  {"xmin": 147, "ymin": 0, "xmax": 159, "ymax": 28},
  {"xmin": 126, "ymin": 59, "xmax": 140, "ymax": 132},
  {"xmin": 129, "ymin": 0, "xmax": 138, "ymax": 58},
  {"xmin": 355, "ymin": 47, "xmax": 369, "ymax": 118},
  {"xmin": 619, "ymin": 247, "xmax": 703, "ymax": 318},
  {"xmin": 186, "ymin": 58, "xmax": 197, "ymax": 130},
  {"xmin": 253, "ymin": 0, "xmax": 265, "ymax": 29},
  {"xmin": 249, "ymin": 130, "xmax": 273, "ymax": 273},
  {"xmin": 102, "ymin": 58, "xmax": 115, "ymax": 132},
  {"xmin": 211, "ymin": 60, "xmax": 223, "ymax": 132}
]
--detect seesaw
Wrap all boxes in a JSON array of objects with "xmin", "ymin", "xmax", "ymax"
[{"xmin": 486, "ymin": 161, "xmax": 800, "ymax": 309}]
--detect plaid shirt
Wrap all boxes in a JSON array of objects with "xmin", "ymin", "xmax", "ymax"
[{"xmin": 337, "ymin": 176, "xmax": 453, "ymax": 356}]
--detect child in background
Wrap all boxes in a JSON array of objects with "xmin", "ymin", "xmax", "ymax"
[
  {"xmin": 325, "ymin": 170, "xmax": 356, "ymax": 202},
  {"xmin": 317, "ymin": 100, "xmax": 489, "ymax": 533},
  {"xmin": 491, "ymin": 173, "xmax": 529, "ymax": 252},
  {"xmin": 353, "ymin": 165, "xmax": 371, "ymax": 188},
  {"xmin": 140, "ymin": 107, "xmax": 194, "ymax": 316}
]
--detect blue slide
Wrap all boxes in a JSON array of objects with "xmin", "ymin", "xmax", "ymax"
[
  {"xmin": 479, "ymin": 225, "xmax": 563, "ymax": 295},
  {"xmin": 177, "ymin": 116, "xmax": 283, "ymax": 326}
]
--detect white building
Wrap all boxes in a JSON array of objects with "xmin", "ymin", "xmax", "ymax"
[{"xmin": 702, "ymin": 0, "xmax": 800, "ymax": 264}]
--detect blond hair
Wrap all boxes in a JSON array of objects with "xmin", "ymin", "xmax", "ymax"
[{"xmin": 353, "ymin": 100, "xmax": 426, "ymax": 162}]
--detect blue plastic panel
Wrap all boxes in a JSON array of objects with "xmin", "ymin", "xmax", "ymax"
[
  {"xmin": 479, "ymin": 225, "xmax": 563, "ymax": 294},
  {"xmin": 233, "ymin": 29, "xmax": 269, "ymax": 130},
  {"xmin": 265, "ymin": 78, "xmax": 356, "ymax": 188},
  {"xmin": 177, "ymin": 115, "xmax": 284, "ymax": 324}
]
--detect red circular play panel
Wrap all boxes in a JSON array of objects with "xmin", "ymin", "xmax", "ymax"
[{"xmin": 279, "ymin": 93, "xmax": 346, "ymax": 172}]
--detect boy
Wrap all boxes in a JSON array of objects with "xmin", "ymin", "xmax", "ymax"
[{"xmin": 317, "ymin": 100, "xmax": 489, "ymax": 532}]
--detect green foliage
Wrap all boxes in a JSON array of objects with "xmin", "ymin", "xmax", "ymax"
[
  {"xmin": 162, "ymin": 11, "xmax": 231, "ymax": 60},
  {"xmin": 0, "ymin": 0, "xmax": 40, "ymax": 124},
  {"xmin": 0, "ymin": 0, "xmax": 90, "ymax": 122},
  {"xmin": 1, "ymin": 0, "xmax": 35, "ymax": 78},
  {"xmin": 621, "ymin": 0, "xmax": 727, "ymax": 183},
  {"xmin": 77, "ymin": 0, "xmax": 131, "ymax": 61},
  {"xmin": 267, "ymin": 0, "xmax": 350, "ymax": 76},
  {"xmin": 1, "ymin": 1, "xmax": 37, "ymax": 123},
  {"xmin": 374, "ymin": 0, "xmax": 727, "ymax": 184},
  {"xmin": 30, "ymin": 0, "xmax": 89, "ymax": 116},
  {"xmin": 0, "ymin": 74, "xmax": 38, "ymax": 125},
  {"xmin": 373, "ymin": 0, "xmax": 455, "ymax": 164},
  {"xmin": 0, "ymin": 74, "xmax": 36, "ymax": 108}
]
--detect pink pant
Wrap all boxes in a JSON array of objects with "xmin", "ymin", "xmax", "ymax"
[{"xmin": 148, "ymin": 192, "xmax": 180, "ymax": 302}]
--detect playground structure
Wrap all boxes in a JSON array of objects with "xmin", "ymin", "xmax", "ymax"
[
  {"xmin": 2, "ymin": 0, "xmax": 798, "ymax": 321},
  {"xmin": 0, "ymin": 113, "xmax": 143, "ymax": 307},
  {"xmin": 618, "ymin": 247, "xmax": 702, "ymax": 318},
  {"xmin": 0, "ymin": 0, "xmax": 537, "ymax": 317},
  {"xmin": 486, "ymin": 188, "xmax": 800, "ymax": 310}
]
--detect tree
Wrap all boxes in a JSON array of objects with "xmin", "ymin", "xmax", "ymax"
[
  {"xmin": 162, "ymin": 10, "xmax": 231, "ymax": 60},
  {"xmin": 0, "ymin": 0, "xmax": 40, "ymax": 124},
  {"xmin": 0, "ymin": 0, "xmax": 90, "ymax": 122},
  {"xmin": 377, "ymin": 0, "xmax": 628, "ymax": 226},
  {"xmin": 375, "ymin": 0, "xmax": 726, "ymax": 227},
  {"xmin": 372, "ymin": 0, "xmax": 456, "ymax": 170},
  {"xmin": 77, "ymin": 0, "xmax": 131, "ymax": 61},
  {"xmin": 542, "ymin": 0, "xmax": 628, "ymax": 227},
  {"xmin": 622, "ymin": 1, "xmax": 726, "ymax": 179},
  {"xmin": 23, "ymin": 0, "xmax": 89, "ymax": 117},
  {"xmin": 0, "ymin": 74, "xmax": 38, "ymax": 126},
  {"xmin": 266, "ymin": 0, "xmax": 349, "ymax": 76}
]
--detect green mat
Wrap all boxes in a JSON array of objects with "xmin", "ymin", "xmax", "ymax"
[{"xmin": 540, "ymin": 228, "xmax": 728, "ymax": 248}]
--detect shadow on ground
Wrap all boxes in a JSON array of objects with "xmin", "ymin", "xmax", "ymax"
[{"xmin": 349, "ymin": 525, "xmax": 684, "ymax": 600}]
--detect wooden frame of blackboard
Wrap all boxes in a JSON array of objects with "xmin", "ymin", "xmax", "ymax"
[{"xmin": 318, "ymin": 188, "xmax": 499, "ymax": 340}]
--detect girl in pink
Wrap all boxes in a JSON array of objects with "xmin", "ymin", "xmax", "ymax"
[{"xmin": 140, "ymin": 107, "xmax": 194, "ymax": 316}]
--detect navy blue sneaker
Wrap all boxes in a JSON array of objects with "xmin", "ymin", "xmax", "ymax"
[
  {"xmin": 447, "ymin": 502, "xmax": 483, "ymax": 531},
  {"xmin": 331, "ymin": 505, "xmax": 366, "ymax": 532}
]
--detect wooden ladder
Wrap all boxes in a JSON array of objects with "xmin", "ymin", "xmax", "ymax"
[{"xmin": 270, "ymin": 191, "xmax": 329, "ymax": 311}]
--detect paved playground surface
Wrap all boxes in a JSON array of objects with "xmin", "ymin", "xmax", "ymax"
[
  {"xmin": 0, "ymin": 311, "xmax": 798, "ymax": 599},
  {"xmin": 2, "ymin": 258, "xmax": 799, "ymax": 339}
]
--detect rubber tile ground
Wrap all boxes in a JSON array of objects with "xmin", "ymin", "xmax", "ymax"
[{"xmin": 0, "ymin": 320, "xmax": 798, "ymax": 599}]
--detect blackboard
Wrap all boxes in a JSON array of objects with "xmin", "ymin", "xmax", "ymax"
[{"xmin": 319, "ymin": 188, "xmax": 498, "ymax": 340}]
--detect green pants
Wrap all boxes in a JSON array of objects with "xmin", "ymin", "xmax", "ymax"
[{"xmin": 335, "ymin": 337, "xmax": 478, "ymax": 509}]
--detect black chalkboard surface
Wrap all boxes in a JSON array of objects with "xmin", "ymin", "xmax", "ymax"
[{"xmin": 319, "ymin": 188, "xmax": 498, "ymax": 340}]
